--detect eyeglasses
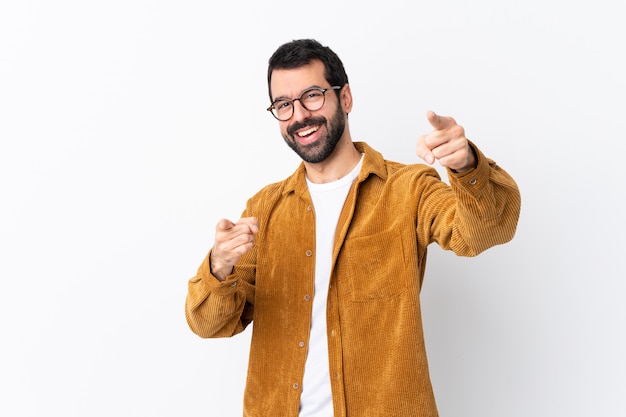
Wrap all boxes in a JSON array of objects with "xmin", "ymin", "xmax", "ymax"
[{"xmin": 267, "ymin": 86, "xmax": 342, "ymax": 121}]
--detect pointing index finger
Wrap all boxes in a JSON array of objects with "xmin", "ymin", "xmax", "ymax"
[
  {"xmin": 217, "ymin": 218, "xmax": 236, "ymax": 231},
  {"xmin": 427, "ymin": 111, "xmax": 454, "ymax": 131}
]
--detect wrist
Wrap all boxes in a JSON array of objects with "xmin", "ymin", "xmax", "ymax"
[
  {"xmin": 209, "ymin": 253, "xmax": 232, "ymax": 282},
  {"xmin": 451, "ymin": 144, "xmax": 477, "ymax": 174}
]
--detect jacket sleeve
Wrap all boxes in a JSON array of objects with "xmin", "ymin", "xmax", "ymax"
[
  {"xmin": 185, "ymin": 232, "xmax": 257, "ymax": 339},
  {"xmin": 420, "ymin": 141, "xmax": 521, "ymax": 256}
]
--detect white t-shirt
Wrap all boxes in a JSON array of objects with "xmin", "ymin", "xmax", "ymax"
[{"xmin": 300, "ymin": 156, "xmax": 363, "ymax": 417}]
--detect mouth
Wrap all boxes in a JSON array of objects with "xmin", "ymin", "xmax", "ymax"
[
  {"xmin": 289, "ymin": 119, "xmax": 325, "ymax": 145},
  {"xmin": 296, "ymin": 125, "xmax": 319, "ymax": 138}
]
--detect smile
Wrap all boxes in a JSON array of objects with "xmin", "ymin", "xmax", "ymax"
[{"xmin": 297, "ymin": 126, "xmax": 319, "ymax": 137}]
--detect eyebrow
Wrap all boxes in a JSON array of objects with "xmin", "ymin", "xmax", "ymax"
[{"xmin": 272, "ymin": 85, "xmax": 325, "ymax": 102}]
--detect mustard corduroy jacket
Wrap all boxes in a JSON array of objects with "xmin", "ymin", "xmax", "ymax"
[{"xmin": 186, "ymin": 142, "xmax": 521, "ymax": 417}]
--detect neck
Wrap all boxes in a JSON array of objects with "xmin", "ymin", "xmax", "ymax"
[{"xmin": 304, "ymin": 137, "xmax": 361, "ymax": 184}]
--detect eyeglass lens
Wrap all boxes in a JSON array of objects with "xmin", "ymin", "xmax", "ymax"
[{"xmin": 271, "ymin": 88, "xmax": 327, "ymax": 120}]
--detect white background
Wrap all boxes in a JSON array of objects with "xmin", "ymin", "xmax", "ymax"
[{"xmin": 1, "ymin": 1, "xmax": 624, "ymax": 416}]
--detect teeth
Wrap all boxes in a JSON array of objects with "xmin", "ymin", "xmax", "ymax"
[{"xmin": 298, "ymin": 126, "xmax": 319, "ymax": 137}]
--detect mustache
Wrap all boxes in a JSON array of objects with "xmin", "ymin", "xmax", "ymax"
[{"xmin": 287, "ymin": 116, "xmax": 327, "ymax": 137}]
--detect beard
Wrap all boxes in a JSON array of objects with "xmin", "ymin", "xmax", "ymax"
[{"xmin": 282, "ymin": 105, "xmax": 346, "ymax": 163}]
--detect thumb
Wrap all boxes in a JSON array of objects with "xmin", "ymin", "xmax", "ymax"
[
  {"xmin": 427, "ymin": 110, "xmax": 454, "ymax": 131},
  {"xmin": 416, "ymin": 136, "xmax": 435, "ymax": 165},
  {"xmin": 237, "ymin": 217, "xmax": 259, "ymax": 234}
]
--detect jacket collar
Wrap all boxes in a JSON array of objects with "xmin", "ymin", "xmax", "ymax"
[{"xmin": 282, "ymin": 142, "xmax": 388, "ymax": 197}]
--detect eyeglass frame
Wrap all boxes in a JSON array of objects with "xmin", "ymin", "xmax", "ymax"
[{"xmin": 266, "ymin": 85, "xmax": 343, "ymax": 121}]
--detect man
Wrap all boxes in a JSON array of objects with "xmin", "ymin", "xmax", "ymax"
[{"xmin": 185, "ymin": 39, "xmax": 521, "ymax": 417}]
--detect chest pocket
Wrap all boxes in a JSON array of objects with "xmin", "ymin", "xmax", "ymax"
[{"xmin": 339, "ymin": 230, "xmax": 407, "ymax": 302}]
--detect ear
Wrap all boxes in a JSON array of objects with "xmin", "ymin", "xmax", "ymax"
[{"xmin": 340, "ymin": 84, "xmax": 353, "ymax": 114}]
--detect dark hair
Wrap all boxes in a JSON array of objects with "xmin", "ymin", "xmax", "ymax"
[{"xmin": 267, "ymin": 39, "xmax": 349, "ymax": 101}]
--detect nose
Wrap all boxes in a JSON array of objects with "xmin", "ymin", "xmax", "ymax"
[{"xmin": 291, "ymin": 99, "xmax": 312, "ymax": 122}]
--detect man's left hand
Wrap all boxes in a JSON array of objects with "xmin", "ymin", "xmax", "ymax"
[{"xmin": 416, "ymin": 111, "xmax": 476, "ymax": 173}]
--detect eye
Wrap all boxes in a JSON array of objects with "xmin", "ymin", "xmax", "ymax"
[
  {"xmin": 274, "ymin": 100, "xmax": 292, "ymax": 110},
  {"xmin": 304, "ymin": 89, "xmax": 323, "ymax": 99}
]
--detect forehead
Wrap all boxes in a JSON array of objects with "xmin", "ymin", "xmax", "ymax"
[{"xmin": 270, "ymin": 60, "xmax": 327, "ymax": 99}]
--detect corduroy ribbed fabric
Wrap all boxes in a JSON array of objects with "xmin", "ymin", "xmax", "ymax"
[{"xmin": 186, "ymin": 142, "xmax": 521, "ymax": 417}]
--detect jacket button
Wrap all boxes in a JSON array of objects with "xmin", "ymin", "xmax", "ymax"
[
  {"xmin": 293, "ymin": 383, "xmax": 299, "ymax": 390},
  {"xmin": 469, "ymin": 178, "xmax": 477, "ymax": 185},
  {"xmin": 306, "ymin": 250, "xmax": 312, "ymax": 257},
  {"xmin": 304, "ymin": 295, "xmax": 311, "ymax": 301}
]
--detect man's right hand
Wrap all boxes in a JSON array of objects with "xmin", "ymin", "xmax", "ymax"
[{"xmin": 210, "ymin": 217, "xmax": 259, "ymax": 281}]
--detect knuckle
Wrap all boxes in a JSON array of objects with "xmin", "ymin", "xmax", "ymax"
[{"xmin": 451, "ymin": 124, "xmax": 464, "ymax": 137}]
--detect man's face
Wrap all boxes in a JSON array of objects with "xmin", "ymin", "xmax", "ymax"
[{"xmin": 269, "ymin": 60, "xmax": 346, "ymax": 163}]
